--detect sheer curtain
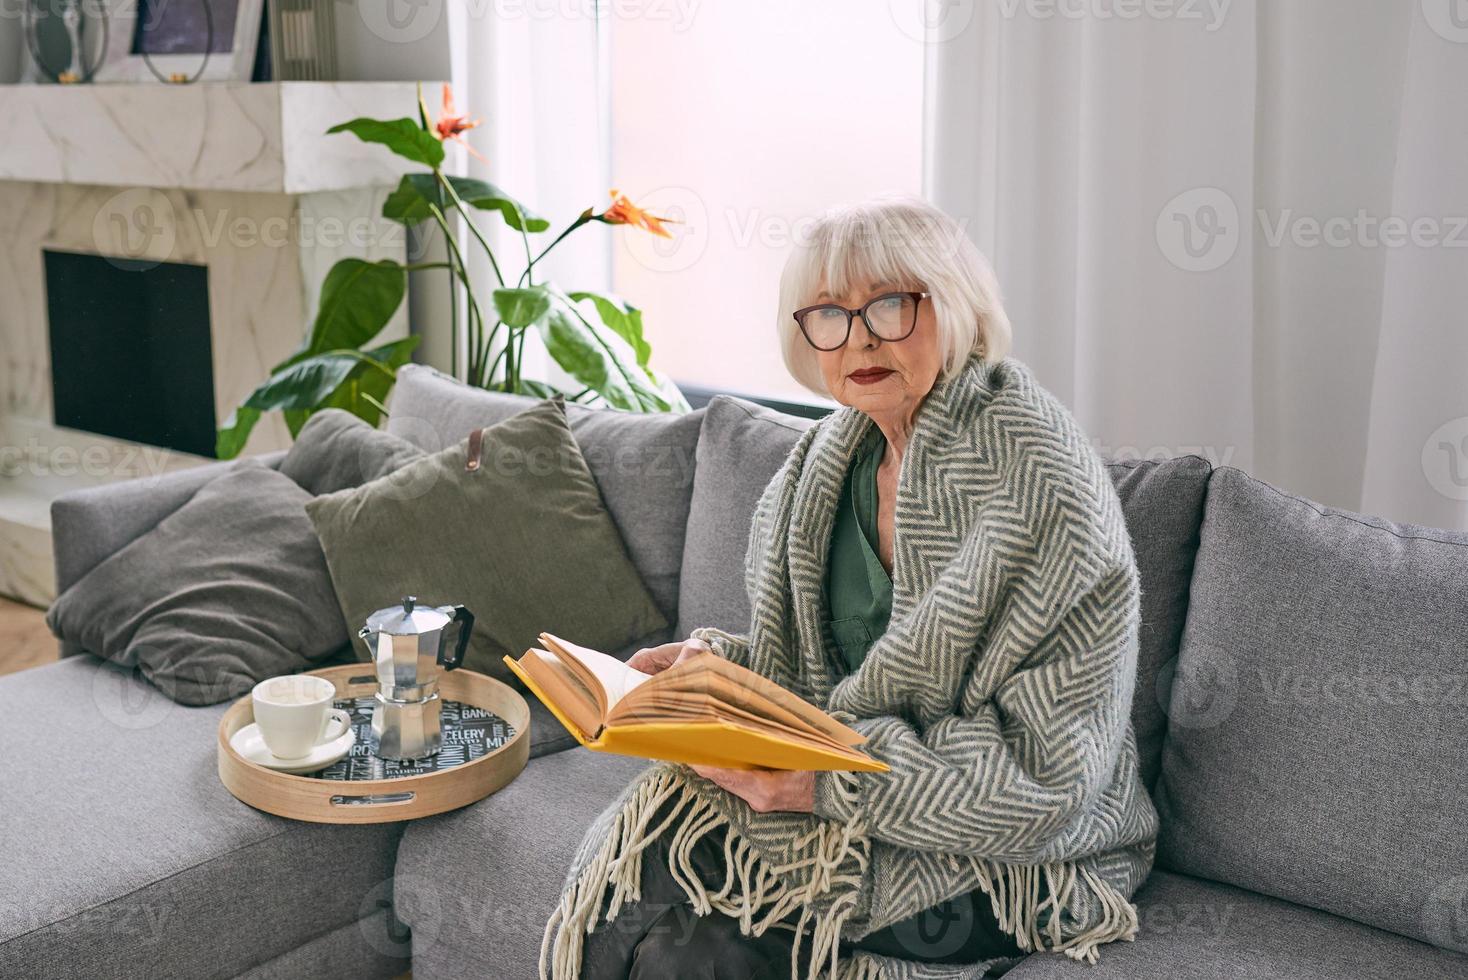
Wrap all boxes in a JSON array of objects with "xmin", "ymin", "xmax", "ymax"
[
  {"xmin": 420, "ymin": 3, "xmax": 611, "ymax": 386},
  {"xmin": 926, "ymin": 0, "xmax": 1468, "ymax": 529}
]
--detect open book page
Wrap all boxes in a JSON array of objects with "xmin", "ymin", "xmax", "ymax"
[
  {"xmin": 537, "ymin": 633, "xmax": 655, "ymax": 714},
  {"xmin": 606, "ymin": 652, "xmax": 867, "ymax": 751},
  {"xmin": 512, "ymin": 650, "xmax": 602, "ymax": 740}
]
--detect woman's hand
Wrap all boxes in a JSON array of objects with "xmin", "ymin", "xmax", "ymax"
[
  {"xmin": 625, "ymin": 636, "xmax": 712, "ymax": 675},
  {"xmin": 690, "ymin": 765, "xmax": 815, "ymax": 813}
]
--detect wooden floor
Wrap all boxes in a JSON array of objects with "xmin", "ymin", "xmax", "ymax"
[{"xmin": 0, "ymin": 596, "xmax": 56, "ymax": 677}]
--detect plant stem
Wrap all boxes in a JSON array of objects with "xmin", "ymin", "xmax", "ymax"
[
  {"xmin": 434, "ymin": 171, "xmax": 505, "ymax": 287},
  {"xmin": 428, "ymin": 202, "xmax": 491, "ymax": 385},
  {"xmin": 520, "ymin": 214, "xmax": 592, "ymax": 287},
  {"xmin": 514, "ymin": 204, "xmax": 534, "ymax": 286},
  {"xmin": 486, "ymin": 336, "xmax": 509, "ymax": 386}
]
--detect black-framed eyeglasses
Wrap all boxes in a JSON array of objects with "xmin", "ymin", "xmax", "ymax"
[{"xmin": 792, "ymin": 291, "xmax": 929, "ymax": 351}]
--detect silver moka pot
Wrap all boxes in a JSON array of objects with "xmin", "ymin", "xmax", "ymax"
[{"xmin": 357, "ymin": 596, "xmax": 474, "ymax": 761}]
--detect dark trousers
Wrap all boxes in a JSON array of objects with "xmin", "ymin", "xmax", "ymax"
[{"xmin": 579, "ymin": 804, "xmax": 1027, "ymax": 979}]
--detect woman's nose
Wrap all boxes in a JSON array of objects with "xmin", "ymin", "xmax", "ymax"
[{"xmin": 849, "ymin": 313, "xmax": 879, "ymax": 349}]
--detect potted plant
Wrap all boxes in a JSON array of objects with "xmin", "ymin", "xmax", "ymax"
[{"xmin": 218, "ymin": 85, "xmax": 689, "ymax": 458}]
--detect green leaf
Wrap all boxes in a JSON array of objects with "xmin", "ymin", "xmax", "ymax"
[
  {"xmin": 216, "ymin": 405, "xmax": 260, "ymax": 459},
  {"xmin": 537, "ymin": 289, "xmax": 678, "ymax": 413},
  {"xmin": 243, "ymin": 353, "xmax": 365, "ymax": 413},
  {"xmin": 512, "ymin": 378, "xmax": 574, "ymax": 399},
  {"xmin": 567, "ymin": 290, "xmax": 651, "ymax": 368},
  {"xmin": 314, "ymin": 337, "xmax": 420, "ymax": 427},
  {"xmin": 294, "ymin": 258, "xmax": 407, "ymax": 361},
  {"xmin": 381, "ymin": 174, "xmax": 549, "ymax": 232},
  {"xmin": 327, "ymin": 117, "xmax": 444, "ymax": 169},
  {"xmin": 642, "ymin": 363, "xmax": 691, "ymax": 413},
  {"xmin": 554, "ymin": 287, "xmax": 688, "ymax": 411},
  {"xmin": 492, "ymin": 286, "xmax": 552, "ymax": 329}
]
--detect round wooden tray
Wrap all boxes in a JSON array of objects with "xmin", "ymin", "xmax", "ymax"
[{"xmin": 217, "ymin": 664, "xmax": 530, "ymax": 824}]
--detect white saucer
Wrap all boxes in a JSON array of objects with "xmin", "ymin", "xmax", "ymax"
[{"xmin": 231, "ymin": 722, "xmax": 356, "ymax": 775}]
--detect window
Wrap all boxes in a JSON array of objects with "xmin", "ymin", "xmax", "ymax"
[{"xmin": 606, "ymin": 0, "xmax": 925, "ymax": 404}]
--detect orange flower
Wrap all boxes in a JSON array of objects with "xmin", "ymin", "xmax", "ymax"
[
  {"xmin": 599, "ymin": 189, "xmax": 677, "ymax": 238},
  {"xmin": 430, "ymin": 84, "xmax": 487, "ymax": 163}
]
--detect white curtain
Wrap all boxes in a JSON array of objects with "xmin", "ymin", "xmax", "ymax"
[
  {"xmin": 418, "ymin": 3, "xmax": 610, "ymax": 386},
  {"xmin": 926, "ymin": 0, "xmax": 1468, "ymax": 530}
]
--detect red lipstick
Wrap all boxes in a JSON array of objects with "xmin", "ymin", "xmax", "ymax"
[{"xmin": 847, "ymin": 367, "xmax": 895, "ymax": 385}]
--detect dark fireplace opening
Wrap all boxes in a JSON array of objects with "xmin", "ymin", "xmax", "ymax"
[{"xmin": 44, "ymin": 249, "xmax": 218, "ymax": 459}]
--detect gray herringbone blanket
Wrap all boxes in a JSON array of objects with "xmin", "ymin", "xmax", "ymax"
[{"xmin": 542, "ymin": 352, "xmax": 1159, "ymax": 980}]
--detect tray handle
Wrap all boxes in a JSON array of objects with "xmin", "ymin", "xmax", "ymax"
[{"xmin": 329, "ymin": 791, "xmax": 417, "ymax": 808}]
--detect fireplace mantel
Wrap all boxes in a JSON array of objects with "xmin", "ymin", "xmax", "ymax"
[
  {"xmin": 0, "ymin": 81, "xmax": 444, "ymax": 194},
  {"xmin": 0, "ymin": 81, "xmax": 430, "ymax": 605}
]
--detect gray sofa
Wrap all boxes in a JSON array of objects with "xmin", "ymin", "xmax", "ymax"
[{"xmin": 4, "ymin": 363, "xmax": 1465, "ymax": 980}]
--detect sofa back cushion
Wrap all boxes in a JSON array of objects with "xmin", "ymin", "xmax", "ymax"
[
  {"xmin": 387, "ymin": 365, "xmax": 704, "ymax": 631},
  {"xmin": 1104, "ymin": 456, "xmax": 1212, "ymax": 793},
  {"xmin": 1154, "ymin": 466, "xmax": 1468, "ymax": 952},
  {"xmin": 675, "ymin": 396, "xmax": 816, "ymax": 639}
]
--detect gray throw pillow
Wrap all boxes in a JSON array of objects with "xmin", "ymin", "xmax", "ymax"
[
  {"xmin": 46, "ymin": 462, "xmax": 350, "ymax": 706},
  {"xmin": 305, "ymin": 398, "xmax": 669, "ymax": 685},
  {"xmin": 280, "ymin": 409, "xmax": 425, "ymax": 496}
]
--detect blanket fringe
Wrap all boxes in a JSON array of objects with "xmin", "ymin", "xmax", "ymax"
[
  {"xmin": 540, "ymin": 767, "xmax": 872, "ymax": 980},
  {"xmin": 967, "ymin": 855, "xmax": 1141, "ymax": 965}
]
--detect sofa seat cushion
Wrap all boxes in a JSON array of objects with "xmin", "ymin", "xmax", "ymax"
[
  {"xmin": 1004, "ymin": 869, "xmax": 1468, "ymax": 979},
  {"xmin": 394, "ymin": 746, "xmax": 651, "ymax": 978},
  {"xmin": 386, "ymin": 364, "xmax": 704, "ymax": 631},
  {"xmin": 1155, "ymin": 466, "xmax": 1468, "ymax": 952},
  {"xmin": 0, "ymin": 657, "xmax": 406, "ymax": 980}
]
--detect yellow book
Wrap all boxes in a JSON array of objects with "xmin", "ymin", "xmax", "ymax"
[{"xmin": 503, "ymin": 632, "xmax": 889, "ymax": 773}]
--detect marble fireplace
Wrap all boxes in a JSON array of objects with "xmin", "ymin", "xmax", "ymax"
[{"xmin": 0, "ymin": 82, "xmax": 423, "ymax": 604}]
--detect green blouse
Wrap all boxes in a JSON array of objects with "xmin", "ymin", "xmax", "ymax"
[{"xmin": 825, "ymin": 423, "xmax": 893, "ymax": 673}]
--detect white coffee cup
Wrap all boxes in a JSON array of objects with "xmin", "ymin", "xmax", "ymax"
[{"xmin": 252, "ymin": 675, "xmax": 351, "ymax": 760}]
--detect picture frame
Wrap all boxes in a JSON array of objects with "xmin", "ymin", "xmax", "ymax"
[{"xmin": 95, "ymin": 0, "xmax": 264, "ymax": 82}]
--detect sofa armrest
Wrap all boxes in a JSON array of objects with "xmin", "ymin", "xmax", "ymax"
[{"xmin": 49, "ymin": 453, "xmax": 286, "ymax": 655}]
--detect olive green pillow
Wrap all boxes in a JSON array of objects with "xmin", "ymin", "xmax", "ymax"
[{"xmin": 304, "ymin": 397, "xmax": 669, "ymax": 683}]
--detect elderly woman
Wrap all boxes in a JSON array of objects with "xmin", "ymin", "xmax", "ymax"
[{"xmin": 542, "ymin": 196, "xmax": 1159, "ymax": 980}]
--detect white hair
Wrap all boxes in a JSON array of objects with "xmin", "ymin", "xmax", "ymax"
[{"xmin": 775, "ymin": 194, "xmax": 1013, "ymax": 398}]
